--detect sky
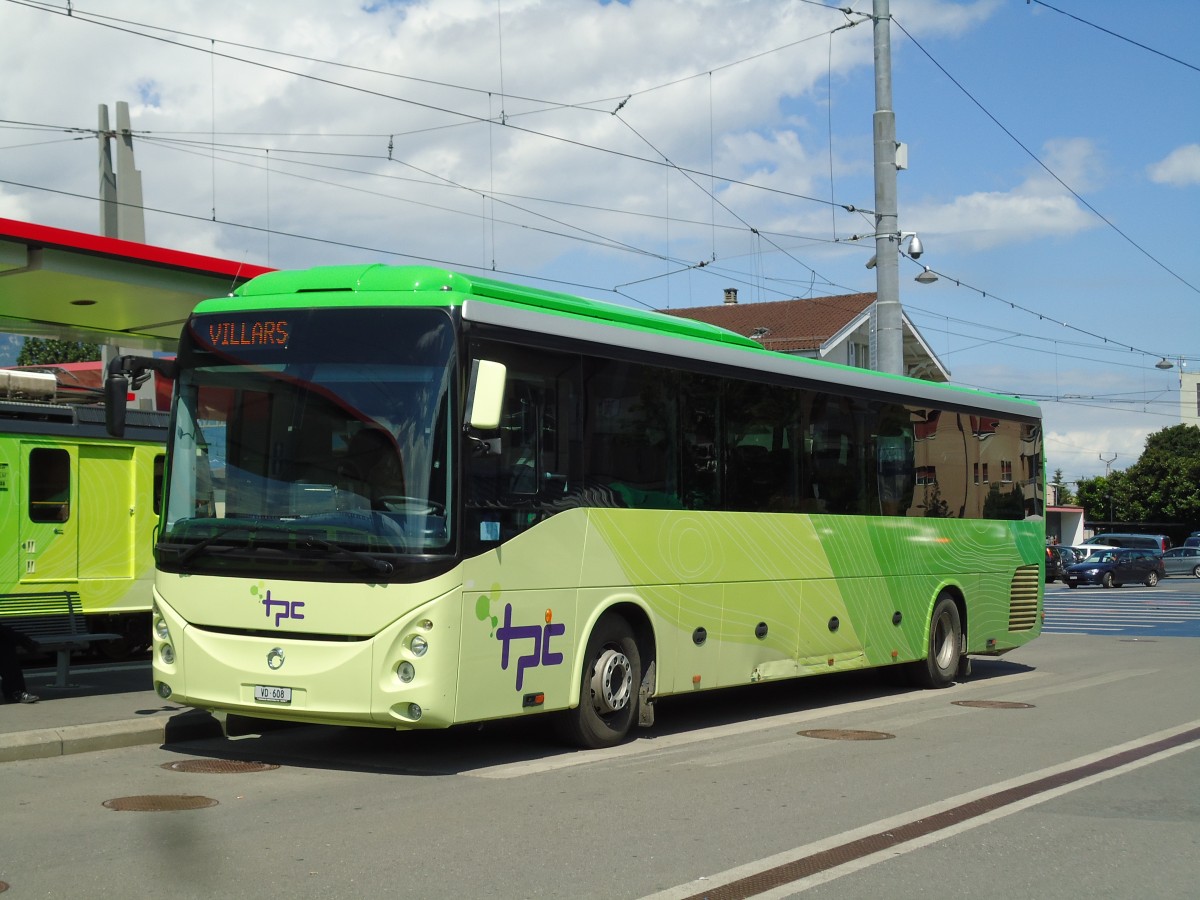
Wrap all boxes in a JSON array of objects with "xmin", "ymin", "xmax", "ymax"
[{"xmin": 1, "ymin": 0, "xmax": 1197, "ymax": 483}]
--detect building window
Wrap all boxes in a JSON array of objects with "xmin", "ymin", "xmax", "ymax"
[
  {"xmin": 1001, "ymin": 460, "xmax": 1013, "ymax": 483},
  {"xmin": 915, "ymin": 466, "xmax": 937, "ymax": 485}
]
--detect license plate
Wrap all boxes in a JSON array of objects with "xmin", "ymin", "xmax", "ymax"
[{"xmin": 254, "ymin": 685, "xmax": 292, "ymax": 704}]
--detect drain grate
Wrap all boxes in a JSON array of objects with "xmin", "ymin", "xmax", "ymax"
[
  {"xmin": 952, "ymin": 700, "xmax": 1034, "ymax": 709},
  {"xmin": 162, "ymin": 759, "xmax": 279, "ymax": 774},
  {"xmin": 104, "ymin": 795, "xmax": 219, "ymax": 812},
  {"xmin": 798, "ymin": 728, "xmax": 894, "ymax": 741}
]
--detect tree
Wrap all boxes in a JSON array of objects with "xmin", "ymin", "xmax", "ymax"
[
  {"xmin": 1074, "ymin": 425, "xmax": 1200, "ymax": 526},
  {"xmin": 1121, "ymin": 425, "xmax": 1200, "ymax": 524},
  {"xmin": 16, "ymin": 338, "xmax": 101, "ymax": 366}
]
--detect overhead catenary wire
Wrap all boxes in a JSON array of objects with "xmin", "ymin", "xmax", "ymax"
[{"xmin": 0, "ymin": 0, "xmax": 1193, "ymax": 406}]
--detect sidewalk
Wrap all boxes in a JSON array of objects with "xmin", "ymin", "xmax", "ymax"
[{"xmin": 0, "ymin": 660, "xmax": 221, "ymax": 763}]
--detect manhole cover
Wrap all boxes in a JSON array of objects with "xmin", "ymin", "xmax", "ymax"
[
  {"xmin": 952, "ymin": 700, "xmax": 1034, "ymax": 709},
  {"xmin": 162, "ymin": 759, "xmax": 279, "ymax": 774},
  {"xmin": 104, "ymin": 795, "xmax": 219, "ymax": 812},
  {"xmin": 798, "ymin": 728, "xmax": 894, "ymax": 741}
]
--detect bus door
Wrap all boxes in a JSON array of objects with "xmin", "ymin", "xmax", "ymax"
[
  {"xmin": 19, "ymin": 443, "xmax": 79, "ymax": 583},
  {"xmin": 77, "ymin": 445, "xmax": 137, "ymax": 580}
]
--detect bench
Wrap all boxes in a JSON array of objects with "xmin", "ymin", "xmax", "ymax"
[{"xmin": 0, "ymin": 591, "xmax": 121, "ymax": 687}]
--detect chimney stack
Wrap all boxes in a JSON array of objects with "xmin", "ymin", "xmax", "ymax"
[{"xmin": 723, "ymin": 287, "xmax": 738, "ymax": 305}]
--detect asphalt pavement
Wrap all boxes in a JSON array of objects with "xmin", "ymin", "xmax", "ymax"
[{"xmin": 0, "ymin": 658, "xmax": 220, "ymax": 763}]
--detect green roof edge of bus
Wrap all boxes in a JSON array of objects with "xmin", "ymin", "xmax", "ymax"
[
  {"xmin": 214, "ymin": 264, "xmax": 765, "ymax": 350},
  {"xmin": 206, "ymin": 263, "xmax": 1037, "ymax": 411}
]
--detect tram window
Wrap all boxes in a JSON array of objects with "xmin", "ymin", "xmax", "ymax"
[{"xmin": 29, "ymin": 447, "xmax": 70, "ymax": 522}]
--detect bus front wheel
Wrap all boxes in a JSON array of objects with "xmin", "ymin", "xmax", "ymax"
[
  {"xmin": 909, "ymin": 594, "xmax": 961, "ymax": 689},
  {"xmin": 558, "ymin": 614, "xmax": 641, "ymax": 749}
]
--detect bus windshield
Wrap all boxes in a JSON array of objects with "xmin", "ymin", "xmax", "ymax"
[{"xmin": 160, "ymin": 306, "xmax": 457, "ymax": 576}]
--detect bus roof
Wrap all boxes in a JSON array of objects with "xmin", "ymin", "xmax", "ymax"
[
  {"xmin": 225, "ymin": 264, "xmax": 765, "ymax": 351},
  {"xmin": 210, "ymin": 264, "xmax": 1040, "ymax": 420}
]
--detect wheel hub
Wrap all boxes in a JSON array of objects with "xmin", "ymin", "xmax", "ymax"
[{"xmin": 590, "ymin": 648, "xmax": 632, "ymax": 714}]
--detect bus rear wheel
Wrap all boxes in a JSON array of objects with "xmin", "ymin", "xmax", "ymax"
[
  {"xmin": 908, "ymin": 594, "xmax": 961, "ymax": 689},
  {"xmin": 557, "ymin": 614, "xmax": 641, "ymax": 749}
]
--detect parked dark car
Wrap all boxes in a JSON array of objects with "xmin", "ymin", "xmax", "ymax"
[
  {"xmin": 1064, "ymin": 548, "xmax": 1164, "ymax": 588},
  {"xmin": 1161, "ymin": 546, "xmax": 1200, "ymax": 578},
  {"xmin": 1045, "ymin": 545, "xmax": 1061, "ymax": 583},
  {"xmin": 1045, "ymin": 546, "xmax": 1077, "ymax": 583}
]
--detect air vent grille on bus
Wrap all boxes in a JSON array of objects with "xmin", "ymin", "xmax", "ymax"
[{"xmin": 1008, "ymin": 564, "xmax": 1040, "ymax": 631}]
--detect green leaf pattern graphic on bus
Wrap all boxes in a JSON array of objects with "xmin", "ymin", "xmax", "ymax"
[{"xmin": 475, "ymin": 583, "xmax": 502, "ymax": 636}]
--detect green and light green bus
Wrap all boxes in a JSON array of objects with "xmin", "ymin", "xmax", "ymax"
[
  {"xmin": 2, "ymin": 368, "xmax": 167, "ymax": 651},
  {"xmin": 107, "ymin": 265, "xmax": 1044, "ymax": 748}
]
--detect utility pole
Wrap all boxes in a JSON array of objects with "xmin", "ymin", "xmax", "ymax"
[
  {"xmin": 1099, "ymin": 453, "xmax": 1117, "ymax": 527},
  {"xmin": 871, "ymin": 0, "xmax": 903, "ymax": 376}
]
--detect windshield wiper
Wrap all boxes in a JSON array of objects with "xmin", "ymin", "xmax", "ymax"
[
  {"xmin": 299, "ymin": 535, "xmax": 394, "ymax": 575},
  {"xmin": 167, "ymin": 521, "xmax": 395, "ymax": 574},
  {"xmin": 170, "ymin": 524, "xmax": 261, "ymax": 568}
]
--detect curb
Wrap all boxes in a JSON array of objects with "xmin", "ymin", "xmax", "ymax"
[{"xmin": 0, "ymin": 709, "xmax": 223, "ymax": 763}]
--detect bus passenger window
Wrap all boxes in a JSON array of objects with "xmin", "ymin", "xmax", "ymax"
[
  {"xmin": 680, "ymin": 375, "xmax": 720, "ymax": 510},
  {"xmin": 29, "ymin": 447, "xmax": 70, "ymax": 522},
  {"xmin": 809, "ymin": 395, "xmax": 864, "ymax": 515}
]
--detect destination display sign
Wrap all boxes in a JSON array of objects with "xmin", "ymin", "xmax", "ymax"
[{"xmin": 204, "ymin": 319, "xmax": 290, "ymax": 347}]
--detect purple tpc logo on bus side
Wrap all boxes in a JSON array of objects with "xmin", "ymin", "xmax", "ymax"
[{"xmin": 496, "ymin": 603, "xmax": 565, "ymax": 691}]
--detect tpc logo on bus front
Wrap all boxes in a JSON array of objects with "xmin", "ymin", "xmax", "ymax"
[{"xmin": 250, "ymin": 583, "xmax": 304, "ymax": 627}]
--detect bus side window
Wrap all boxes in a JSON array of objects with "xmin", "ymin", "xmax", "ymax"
[
  {"xmin": 809, "ymin": 394, "xmax": 864, "ymax": 515},
  {"xmin": 680, "ymin": 374, "xmax": 720, "ymax": 510},
  {"xmin": 505, "ymin": 381, "xmax": 540, "ymax": 495},
  {"xmin": 724, "ymin": 380, "xmax": 800, "ymax": 512},
  {"xmin": 582, "ymin": 359, "xmax": 676, "ymax": 508}
]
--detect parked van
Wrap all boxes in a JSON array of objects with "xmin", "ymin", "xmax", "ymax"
[
  {"xmin": 1183, "ymin": 532, "xmax": 1200, "ymax": 549},
  {"xmin": 1082, "ymin": 533, "xmax": 1170, "ymax": 552}
]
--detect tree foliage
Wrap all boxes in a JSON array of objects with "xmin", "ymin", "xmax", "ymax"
[
  {"xmin": 15, "ymin": 338, "xmax": 101, "ymax": 366},
  {"xmin": 1074, "ymin": 425, "xmax": 1200, "ymax": 525}
]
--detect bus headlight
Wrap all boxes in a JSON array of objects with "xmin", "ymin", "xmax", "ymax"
[
  {"xmin": 156, "ymin": 682, "xmax": 173, "ymax": 699},
  {"xmin": 160, "ymin": 644, "xmax": 175, "ymax": 665},
  {"xmin": 410, "ymin": 635, "xmax": 429, "ymax": 657},
  {"xmin": 397, "ymin": 661, "xmax": 416, "ymax": 683},
  {"xmin": 152, "ymin": 605, "xmax": 171, "ymax": 642},
  {"xmin": 407, "ymin": 703, "xmax": 422, "ymax": 720}
]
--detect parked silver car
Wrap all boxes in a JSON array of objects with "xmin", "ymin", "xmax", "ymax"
[{"xmin": 1161, "ymin": 546, "xmax": 1200, "ymax": 578}]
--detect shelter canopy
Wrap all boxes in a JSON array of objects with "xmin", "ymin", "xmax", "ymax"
[{"xmin": 0, "ymin": 217, "xmax": 272, "ymax": 352}]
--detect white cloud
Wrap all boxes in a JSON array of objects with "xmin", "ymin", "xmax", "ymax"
[
  {"xmin": 1146, "ymin": 144, "xmax": 1200, "ymax": 187},
  {"xmin": 907, "ymin": 138, "xmax": 1102, "ymax": 250}
]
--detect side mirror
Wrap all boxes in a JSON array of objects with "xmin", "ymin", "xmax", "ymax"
[
  {"xmin": 465, "ymin": 359, "xmax": 506, "ymax": 430},
  {"xmin": 104, "ymin": 354, "xmax": 178, "ymax": 437},
  {"xmin": 104, "ymin": 372, "xmax": 129, "ymax": 438}
]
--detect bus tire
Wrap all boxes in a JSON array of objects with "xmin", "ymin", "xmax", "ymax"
[
  {"xmin": 909, "ymin": 594, "xmax": 961, "ymax": 689},
  {"xmin": 557, "ymin": 614, "xmax": 641, "ymax": 749}
]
